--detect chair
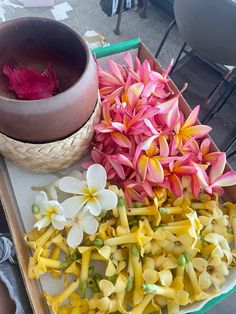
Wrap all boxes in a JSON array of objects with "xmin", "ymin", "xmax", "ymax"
[
  {"xmin": 155, "ymin": 0, "xmax": 236, "ymax": 157},
  {"xmin": 114, "ymin": 0, "xmax": 149, "ymax": 35}
]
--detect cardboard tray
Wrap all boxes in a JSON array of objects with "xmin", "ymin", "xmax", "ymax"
[{"xmin": 0, "ymin": 39, "xmax": 235, "ymax": 314}]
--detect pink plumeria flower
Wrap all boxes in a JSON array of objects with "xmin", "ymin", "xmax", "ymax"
[
  {"xmin": 193, "ymin": 153, "xmax": 236, "ymax": 195},
  {"xmin": 171, "ymin": 105, "xmax": 212, "ymax": 155}
]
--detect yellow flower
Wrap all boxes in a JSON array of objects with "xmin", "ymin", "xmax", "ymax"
[
  {"xmin": 192, "ymin": 256, "xmax": 229, "ymax": 290},
  {"xmin": 162, "ymin": 232, "xmax": 193, "ymax": 255},
  {"xmin": 186, "ymin": 212, "xmax": 202, "ymax": 248},
  {"xmin": 44, "ymin": 279, "xmax": 80, "ymax": 314},
  {"xmin": 199, "ymin": 207, "xmax": 228, "ymax": 237}
]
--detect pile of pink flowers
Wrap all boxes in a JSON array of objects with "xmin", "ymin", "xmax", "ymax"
[{"xmin": 86, "ymin": 53, "xmax": 236, "ymax": 203}]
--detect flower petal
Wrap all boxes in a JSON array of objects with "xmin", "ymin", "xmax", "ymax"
[
  {"xmin": 51, "ymin": 213, "xmax": 66, "ymax": 230},
  {"xmin": 108, "ymin": 157, "xmax": 126, "ymax": 180},
  {"xmin": 182, "ymin": 105, "xmax": 200, "ymax": 129},
  {"xmin": 142, "ymin": 82, "xmax": 156, "ymax": 97},
  {"xmin": 147, "ymin": 157, "xmax": 164, "ymax": 183},
  {"xmin": 33, "ymin": 216, "xmax": 50, "ymax": 230},
  {"xmin": 124, "ymin": 52, "xmax": 134, "ymax": 69},
  {"xmin": 199, "ymin": 271, "xmax": 212, "ymax": 290},
  {"xmin": 191, "ymin": 174, "xmax": 201, "ymax": 199},
  {"xmin": 142, "ymin": 135, "xmax": 159, "ymax": 150},
  {"xmin": 127, "ymin": 83, "xmax": 144, "ymax": 108},
  {"xmin": 192, "ymin": 162, "xmax": 210, "ymax": 191},
  {"xmin": 200, "ymin": 138, "xmax": 211, "ymax": 156},
  {"xmin": 67, "ymin": 224, "xmax": 83, "ymax": 248},
  {"xmin": 111, "ymin": 154, "xmax": 133, "ymax": 168},
  {"xmin": 3, "ymin": 64, "xmax": 58, "ymax": 100},
  {"xmin": 98, "ymin": 189, "xmax": 118, "ymax": 211},
  {"xmin": 211, "ymin": 171, "xmax": 236, "ymax": 188},
  {"xmin": 80, "ymin": 214, "xmax": 99, "ymax": 235},
  {"xmin": 111, "ymin": 132, "xmax": 131, "ymax": 148},
  {"xmin": 174, "ymin": 166, "xmax": 197, "ymax": 176},
  {"xmin": 166, "ymin": 105, "xmax": 180, "ymax": 130},
  {"xmin": 183, "ymin": 125, "xmax": 212, "ymax": 138},
  {"xmin": 159, "ymin": 269, "xmax": 173, "ymax": 287},
  {"xmin": 109, "ymin": 60, "xmax": 125, "ymax": 84},
  {"xmin": 59, "ymin": 177, "xmax": 87, "ymax": 194},
  {"xmin": 137, "ymin": 155, "xmax": 149, "ymax": 181},
  {"xmin": 169, "ymin": 174, "xmax": 183, "ymax": 197},
  {"xmin": 35, "ymin": 191, "xmax": 48, "ymax": 207},
  {"xmin": 86, "ymin": 198, "xmax": 102, "ymax": 216},
  {"xmin": 61, "ymin": 196, "xmax": 86, "ymax": 218},
  {"xmin": 144, "ymin": 118, "xmax": 159, "ymax": 135},
  {"xmin": 87, "ymin": 164, "xmax": 107, "ymax": 192},
  {"xmin": 209, "ymin": 152, "xmax": 226, "ymax": 183},
  {"xmin": 159, "ymin": 135, "xmax": 169, "ymax": 157},
  {"xmin": 111, "ymin": 122, "xmax": 127, "ymax": 133}
]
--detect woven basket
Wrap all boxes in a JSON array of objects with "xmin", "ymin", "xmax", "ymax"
[{"xmin": 0, "ymin": 97, "xmax": 101, "ymax": 172}]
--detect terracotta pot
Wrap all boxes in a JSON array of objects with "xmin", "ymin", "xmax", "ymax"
[
  {"xmin": 0, "ymin": 17, "xmax": 98, "ymax": 143},
  {"xmin": 174, "ymin": 0, "xmax": 236, "ymax": 65}
]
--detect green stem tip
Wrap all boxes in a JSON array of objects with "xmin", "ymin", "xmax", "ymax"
[
  {"xmin": 131, "ymin": 244, "xmax": 140, "ymax": 256},
  {"xmin": 93, "ymin": 237, "xmax": 104, "ymax": 247},
  {"xmin": 126, "ymin": 277, "xmax": 134, "ymax": 292},
  {"xmin": 60, "ymin": 261, "xmax": 69, "ymax": 269},
  {"xmin": 177, "ymin": 254, "xmax": 186, "ymax": 267},
  {"xmin": 79, "ymin": 281, "xmax": 87, "ymax": 298},
  {"xmin": 118, "ymin": 196, "xmax": 125, "ymax": 207},
  {"xmin": 183, "ymin": 251, "xmax": 190, "ymax": 263},
  {"xmin": 134, "ymin": 202, "xmax": 144, "ymax": 208},
  {"xmin": 159, "ymin": 207, "xmax": 167, "ymax": 215},
  {"xmin": 142, "ymin": 283, "xmax": 157, "ymax": 293},
  {"xmin": 31, "ymin": 203, "xmax": 40, "ymax": 214}
]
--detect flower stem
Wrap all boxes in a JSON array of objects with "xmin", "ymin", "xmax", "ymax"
[
  {"xmin": 80, "ymin": 249, "xmax": 91, "ymax": 298},
  {"xmin": 130, "ymin": 294, "xmax": 154, "ymax": 314},
  {"xmin": 128, "ymin": 206, "xmax": 157, "ymax": 216},
  {"xmin": 118, "ymin": 197, "xmax": 129, "ymax": 229},
  {"xmin": 39, "ymin": 257, "xmax": 68, "ymax": 269},
  {"xmin": 186, "ymin": 261, "xmax": 202, "ymax": 295},
  {"xmin": 159, "ymin": 206, "xmax": 183, "ymax": 215},
  {"xmin": 142, "ymin": 283, "xmax": 176, "ymax": 298},
  {"xmin": 50, "ymin": 246, "xmax": 61, "ymax": 260},
  {"xmin": 36, "ymin": 226, "xmax": 55, "ymax": 247},
  {"xmin": 105, "ymin": 232, "xmax": 138, "ymax": 246}
]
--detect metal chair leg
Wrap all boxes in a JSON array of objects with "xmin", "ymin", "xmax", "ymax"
[
  {"xmin": 203, "ymin": 83, "xmax": 236, "ymax": 124},
  {"xmin": 170, "ymin": 42, "xmax": 187, "ymax": 75},
  {"xmin": 225, "ymin": 137, "xmax": 236, "ymax": 155},
  {"xmin": 155, "ymin": 19, "xmax": 176, "ymax": 58},
  {"xmin": 205, "ymin": 67, "xmax": 235, "ymax": 104},
  {"xmin": 227, "ymin": 149, "xmax": 236, "ymax": 159},
  {"xmin": 114, "ymin": 0, "xmax": 126, "ymax": 35},
  {"xmin": 139, "ymin": 0, "xmax": 148, "ymax": 19}
]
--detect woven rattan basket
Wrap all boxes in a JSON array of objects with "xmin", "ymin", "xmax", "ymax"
[{"xmin": 0, "ymin": 97, "xmax": 101, "ymax": 172}]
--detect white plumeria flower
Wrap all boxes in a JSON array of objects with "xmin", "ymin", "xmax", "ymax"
[
  {"xmin": 59, "ymin": 164, "xmax": 118, "ymax": 217},
  {"xmin": 66, "ymin": 208, "xmax": 99, "ymax": 248},
  {"xmin": 33, "ymin": 191, "xmax": 66, "ymax": 231}
]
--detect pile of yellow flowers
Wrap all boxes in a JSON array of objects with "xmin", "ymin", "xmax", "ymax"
[{"xmin": 25, "ymin": 184, "xmax": 236, "ymax": 314}]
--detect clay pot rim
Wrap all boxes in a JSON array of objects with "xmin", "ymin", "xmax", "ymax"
[{"xmin": 0, "ymin": 17, "xmax": 91, "ymax": 104}]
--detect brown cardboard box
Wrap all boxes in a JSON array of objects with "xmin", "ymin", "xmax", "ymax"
[{"xmin": 0, "ymin": 42, "xmax": 235, "ymax": 314}]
